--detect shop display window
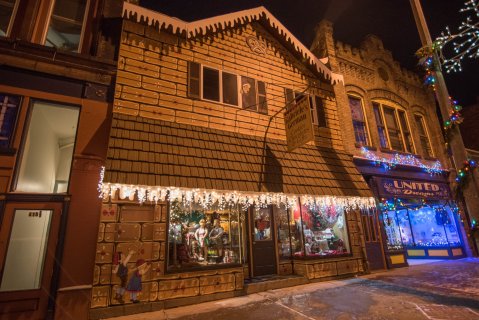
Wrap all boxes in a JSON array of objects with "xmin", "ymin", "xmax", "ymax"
[
  {"xmin": 382, "ymin": 202, "xmax": 462, "ymax": 248},
  {"xmin": 292, "ymin": 205, "xmax": 350, "ymax": 257},
  {"xmin": 383, "ymin": 210, "xmax": 403, "ymax": 250},
  {"xmin": 441, "ymin": 206, "xmax": 461, "ymax": 246},
  {"xmin": 396, "ymin": 209, "xmax": 413, "ymax": 246},
  {"xmin": 274, "ymin": 206, "xmax": 298, "ymax": 260},
  {"xmin": 167, "ymin": 201, "xmax": 245, "ymax": 271}
]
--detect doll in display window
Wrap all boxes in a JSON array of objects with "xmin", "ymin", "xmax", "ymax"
[
  {"xmin": 209, "ymin": 219, "xmax": 224, "ymax": 261},
  {"xmin": 194, "ymin": 219, "xmax": 208, "ymax": 262}
]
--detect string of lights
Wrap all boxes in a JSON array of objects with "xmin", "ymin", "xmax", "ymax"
[{"xmin": 360, "ymin": 147, "xmax": 444, "ymax": 174}]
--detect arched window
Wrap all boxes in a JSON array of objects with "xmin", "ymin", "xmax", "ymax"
[
  {"xmin": 347, "ymin": 95, "xmax": 370, "ymax": 146},
  {"xmin": 372, "ymin": 101, "xmax": 415, "ymax": 153},
  {"xmin": 414, "ymin": 114, "xmax": 434, "ymax": 157}
]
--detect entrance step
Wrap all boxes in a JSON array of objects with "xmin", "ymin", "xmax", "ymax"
[{"xmin": 243, "ymin": 275, "xmax": 309, "ymax": 294}]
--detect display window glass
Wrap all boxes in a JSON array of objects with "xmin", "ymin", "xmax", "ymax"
[
  {"xmin": 167, "ymin": 201, "xmax": 246, "ymax": 271},
  {"xmin": 292, "ymin": 205, "xmax": 350, "ymax": 257},
  {"xmin": 382, "ymin": 202, "xmax": 462, "ymax": 248},
  {"xmin": 382, "ymin": 210, "xmax": 402, "ymax": 250},
  {"xmin": 274, "ymin": 206, "xmax": 297, "ymax": 260}
]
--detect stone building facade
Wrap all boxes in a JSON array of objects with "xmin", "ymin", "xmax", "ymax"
[
  {"xmin": 91, "ymin": 3, "xmax": 375, "ymax": 318},
  {"xmin": 312, "ymin": 21, "xmax": 471, "ymax": 269}
]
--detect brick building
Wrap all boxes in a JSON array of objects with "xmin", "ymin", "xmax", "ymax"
[
  {"xmin": 312, "ymin": 21, "xmax": 471, "ymax": 269},
  {"xmin": 91, "ymin": 3, "xmax": 376, "ymax": 318},
  {"xmin": 0, "ymin": 0, "xmax": 120, "ymax": 319}
]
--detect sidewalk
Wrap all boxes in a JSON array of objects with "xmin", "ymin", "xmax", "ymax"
[{"xmin": 101, "ymin": 258, "xmax": 479, "ymax": 320}]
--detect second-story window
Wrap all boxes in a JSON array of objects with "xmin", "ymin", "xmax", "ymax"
[
  {"xmin": 348, "ymin": 95, "xmax": 370, "ymax": 146},
  {"xmin": 0, "ymin": 93, "xmax": 21, "ymax": 150},
  {"xmin": 0, "ymin": 0, "xmax": 17, "ymax": 36},
  {"xmin": 414, "ymin": 114, "xmax": 434, "ymax": 157},
  {"xmin": 241, "ymin": 76, "xmax": 267, "ymax": 114},
  {"xmin": 188, "ymin": 62, "xmax": 267, "ymax": 114},
  {"xmin": 45, "ymin": 0, "xmax": 89, "ymax": 52},
  {"xmin": 373, "ymin": 101, "xmax": 415, "ymax": 153},
  {"xmin": 284, "ymin": 89, "xmax": 326, "ymax": 127}
]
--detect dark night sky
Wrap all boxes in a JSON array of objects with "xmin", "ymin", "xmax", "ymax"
[{"xmin": 140, "ymin": 0, "xmax": 478, "ymax": 107}]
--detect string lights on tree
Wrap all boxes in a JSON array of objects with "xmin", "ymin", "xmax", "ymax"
[{"xmin": 435, "ymin": 0, "xmax": 479, "ymax": 73}]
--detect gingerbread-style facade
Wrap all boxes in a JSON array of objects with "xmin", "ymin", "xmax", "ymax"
[{"xmin": 90, "ymin": 3, "xmax": 375, "ymax": 318}]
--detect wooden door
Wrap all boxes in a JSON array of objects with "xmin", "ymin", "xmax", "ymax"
[
  {"xmin": 250, "ymin": 207, "xmax": 277, "ymax": 276},
  {"xmin": 0, "ymin": 202, "xmax": 62, "ymax": 320},
  {"xmin": 360, "ymin": 208, "xmax": 386, "ymax": 271}
]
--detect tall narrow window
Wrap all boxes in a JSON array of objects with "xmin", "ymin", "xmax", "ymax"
[
  {"xmin": 383, "ymin": 106, "xmax": 404, "ymax": 151},
  {"xmin": 348, "ymin": 96, "xmax": 369, "ymax": 146},
  {"xmin": 257, "ymin": 81, "xmax": 267, "ymax": 114},
  {"xmin": 222, "ymin": 72, "xmax": 238, "ymax": 106},
  {"xmin": 241, "ymin": 76, "xmax": 257, "ymax": 110},
  {"xmin": 414, "ymin": 114, "xmax": 434, "ymax": 157},
  {"xmin": 0, "ymin": 93, "xmax": 21, "ymax": 149},
  {"xmin": 373, "ymin": 103, "xmax": 388, "ymax": 149},
  {"xmin": 202, "ymin": 67, "xmax": 220, "ymax": 102},
  {"xmin": 15, "ymin": 101, "xmax": 79, "ymax": 193},
  {"xmin": 284, "ymin": 89, "xmax": 323, "ymax": 126},
  {"xmin": 314, "ymin": 96, "xmax": 326, "ymax": 127},
  {"xmin": 45, "ymin": 0, "xmax": 88, "ymax": 52},
  {"xmin": 0, "ymin": 0, "xmax": 17, "ymax": 36},
  {"xmin": 187, "ymin": 62, "xmax": 200, "ymax": 98},
  {"xmin": 398, "ymin": 110, "xmax": 414, "ymax": 153}
]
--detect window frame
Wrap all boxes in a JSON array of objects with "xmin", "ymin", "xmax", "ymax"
[
  {"xmin": 347, "ymin": 94, "xmax": 371, "ymax": 146},
  {"xmin": 42, "ymin": 0, "xmax": 90, "ymax": 53},
  {"xmin": 284, "ymin": 88, "xmax": 324, "ymax": 126},
  {"xmin": 0, "ymin": 0, "xmax": 20, "ymax": 37},
  {"xmin": 188, "ymin": 62, "xmax": 267, "ymax": 114},
  {"xmin": 0, "ymin": 93, "xmax": 22, "ymax": 152},
  {"xmin": 373, "ymin": 100, "xmax": 416, "ymax": 153},
  {"xmin": 12, "ymin": 99, "xmax": 80, "ymax": 194},
  {"xmin": 414, "ymin": 113, "xmax": 435, "ymax": 158}
]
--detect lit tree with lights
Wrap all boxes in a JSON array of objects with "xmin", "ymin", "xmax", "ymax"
[{"xmin": 435, "ymin": 0, "xmax": 479, "ymax": 73}]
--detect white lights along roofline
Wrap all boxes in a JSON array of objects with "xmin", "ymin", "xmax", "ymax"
[
  {"xmin": 99, "ymin": 181, "xmax": 376, "ymax": 211},
  {"xmin": 122, "ymin": 2, "xmax": 343, "ymax": 85}
]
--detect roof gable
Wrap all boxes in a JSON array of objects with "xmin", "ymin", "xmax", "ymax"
[{"xmin": 123, "ymin": 2, "xmax": 343, "ymax": 85}]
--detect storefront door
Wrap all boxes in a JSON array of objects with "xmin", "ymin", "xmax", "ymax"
[
  {"xmin": 250, "ymin": 207, "xmax": 277, "ymax": 276},
  {"xmin": 360, "ymin": 208, "xmax": 386, "ymax": 270},
  {"xmin": 0, "ymin": 202, "xmax": 62, "ymax": 320}
]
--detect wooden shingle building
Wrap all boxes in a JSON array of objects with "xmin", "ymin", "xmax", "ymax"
[{"xmin": 92, "ymin": 3, "xmax": 376, "ymax": 317}]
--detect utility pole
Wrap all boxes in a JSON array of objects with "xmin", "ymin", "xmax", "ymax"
[{"xmin": 410, "ymin": 0, "xmax": 479, "ymax": 256}]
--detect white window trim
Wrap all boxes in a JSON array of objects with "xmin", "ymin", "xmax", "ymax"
[
  {"xmin": 414, "ymin": 113, "xmax": 435, "ymax": 158},
  {"xmin": 197, "ymin": 63, "xmax": 267, "ymax": 113},
  {"xmin": 347, "ymin": 94, "xmax": 371, "ymax": 146},
  {"xmin": 374, "ymin": 100, "xmax": 416, "ymax": 154},
  {"xmin": 42, "ymin": 0, "xmax": 90, "ymax": 53}
]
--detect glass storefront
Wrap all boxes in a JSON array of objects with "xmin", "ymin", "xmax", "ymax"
[
  {"xmin": 274, "ymin": 204, "xmax": 350, "ymax": 259},
  {"xmin": 167, "ymin": 201, "xmax": 246, "ymax": 271},
  {"xmin": 382, "ymin": 202, "xmax": 462, "ymax": 250}
]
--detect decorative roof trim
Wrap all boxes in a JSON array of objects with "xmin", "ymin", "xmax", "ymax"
[{"xmin": 122, "ymin": 2, "xmax": 343, "ymax": 85}]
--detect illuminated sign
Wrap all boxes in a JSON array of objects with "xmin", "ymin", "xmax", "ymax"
[{"xmin": 377, "ymin": 178, "xmax": 450, "ymax": 199}]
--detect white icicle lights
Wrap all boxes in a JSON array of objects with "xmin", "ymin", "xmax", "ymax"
[{"xmin": 100, "ymin": 182, "xmax": 376, "ymax": 212}]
